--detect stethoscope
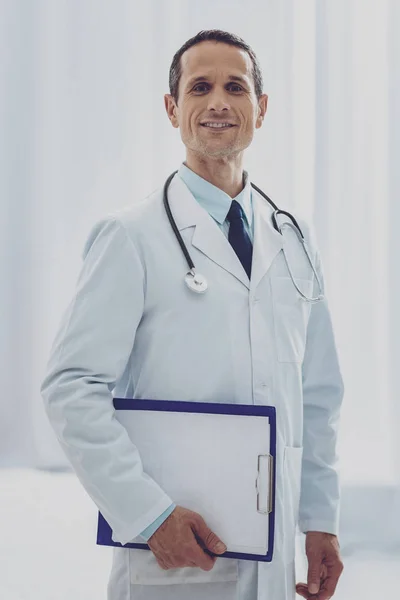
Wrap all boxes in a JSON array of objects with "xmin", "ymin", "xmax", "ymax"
[{"xmin": 163, "ymin": 170, "xmax": 325, "ymax": 303}]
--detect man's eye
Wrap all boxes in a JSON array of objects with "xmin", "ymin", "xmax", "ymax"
[
  {"xmin": 193, "ymin": 84, "xmax": 208, "ymax": 92},
  {"xmin": 192, "ymin": 83, "xmax": 243, "ymax": 93}
]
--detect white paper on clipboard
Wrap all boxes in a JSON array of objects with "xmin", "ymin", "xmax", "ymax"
[{"xmin": 111, "ymin": 408, "xmax": 272, "ymax": 555}]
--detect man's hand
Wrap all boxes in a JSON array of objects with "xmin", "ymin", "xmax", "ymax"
[
  {"xmin": 147, "ymin": 505, "xmax": 227, "ymax": 571},
  {"xmin": 296, "ymin": 531, "xmax": 344, "ymax": 600}
]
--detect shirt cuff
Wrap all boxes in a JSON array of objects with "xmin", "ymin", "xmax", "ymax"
[{"xmin": 139, "ymin": 503, "xmax": 176, "ymax": 541}]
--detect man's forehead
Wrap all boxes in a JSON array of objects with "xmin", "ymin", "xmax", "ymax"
[{"xmin": 180, "ymin": 42, "xmax": 252, "ymax": 84}]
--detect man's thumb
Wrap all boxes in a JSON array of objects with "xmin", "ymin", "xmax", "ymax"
[
  {"xmin": 194, "ymin": 518, "xmax": 227, "ymax": 554},
  {"xmin": 307, "ymin": 558, "xmax": 321, "ymax": 595}
]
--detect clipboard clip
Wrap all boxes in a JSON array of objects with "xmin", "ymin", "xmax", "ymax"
[{"xmin": 256, "ymin": 454, "xmax": 273, "ymax": 515}]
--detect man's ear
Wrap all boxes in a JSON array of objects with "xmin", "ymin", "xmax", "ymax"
[
  {"xmin": 164, "ymin": 94, "xmax": 179, "ymax": 128},
  {"xmin": 256, "ymin": 94, "xmax": 268, "ymax": 129}
]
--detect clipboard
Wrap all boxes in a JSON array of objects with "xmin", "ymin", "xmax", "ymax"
[{"xmin": 96, "ymin": 398, "xmax": 276, "ymax": 562}]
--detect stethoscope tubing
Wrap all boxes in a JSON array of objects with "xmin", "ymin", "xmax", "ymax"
[{"xmin": 163, "ymin": 170, "xmax": 324, "ymax": 302}]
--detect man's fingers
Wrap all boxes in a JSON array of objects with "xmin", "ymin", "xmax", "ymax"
[
  {"xmin": 315, "ymin": 556, "xmax": 343, "ymax": 599},
  {"xmin": 192, "ymin": 514, "xmax": 227, "ymax": 555},
  {"xmin": 156, "ymin": 556, "xmax": 169, "ymax": 570},
  {"xmin": 315, "ymin": 565, "xmax": 343, "ymax": 600},
  {"xmin": 147, "ymin": 506, "xmax": 225, "ymax": 571},
  {"xmin": 307, "ymin": 556, "xmax": 323, "ymax": 595},
  {"xmin": 297, "ymin": 567, "xmax": 342, "ymax": 600},
  {"xmin": 183, "ymin": 532, "xmax": 217, "ymax": 571},
  {"xmin": 191, "ymin": 543, "xmax": 217, "ymax": 571},
  {"xmin": 296, "ymin": 582, "xmax": 319, "ymax": 599},
  {"xmin": 295, "ymin": 583, "xmax": 310, "ymax": 599}
]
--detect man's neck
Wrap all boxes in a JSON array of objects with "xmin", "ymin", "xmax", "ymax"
[{"xmin": 184, "ymin": 157, "xmax": 245, "ymax": 198}]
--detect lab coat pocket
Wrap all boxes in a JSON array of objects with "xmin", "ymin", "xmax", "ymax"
[
  {"xmin": 270, "ymin": 276, "xmax": 313, "ymax": 363},
  {"xmin": 282, "ymin": 446, "xmax": 303, "ymax": 564},
  {"xmin": 129, "ymin": 548, "xmax": 238, "ymax": 586}
]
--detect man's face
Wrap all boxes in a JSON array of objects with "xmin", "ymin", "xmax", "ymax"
[{"xmin": 165, "ymin": 41, "xmax": 268, "ymax": 159}]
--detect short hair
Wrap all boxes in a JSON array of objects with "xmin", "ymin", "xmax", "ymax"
[{"xmin": 168, "ymin": 29, "xmax": 263, "ymax": 104}]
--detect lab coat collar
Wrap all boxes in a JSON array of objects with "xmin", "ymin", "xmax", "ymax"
[{"xmin": 167, "ymin": 173, "xmax": 283, "ymax": 291}]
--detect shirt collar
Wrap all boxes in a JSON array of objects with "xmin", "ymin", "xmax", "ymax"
[{"xmin": 177, "ymin": 161, "xmax": 253, "ymax": 229}]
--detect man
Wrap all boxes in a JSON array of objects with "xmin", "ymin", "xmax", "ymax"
[{"xmin": 41, "ymin": 29, "xmax": 344, "ymax": 600}]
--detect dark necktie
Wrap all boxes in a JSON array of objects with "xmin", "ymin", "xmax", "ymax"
[{"xmin": 226, "ymin": 199, "xmax": 253, "ymax": 279}]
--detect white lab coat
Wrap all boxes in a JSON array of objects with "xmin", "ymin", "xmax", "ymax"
[{"xmin": 40, "ymin": 173, "xmax": 344, "ymax": 600}]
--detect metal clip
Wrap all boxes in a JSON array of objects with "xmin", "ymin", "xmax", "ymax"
[{"xmin": 256, "ymin": 454, "xmax": 273, "ymax": 515}]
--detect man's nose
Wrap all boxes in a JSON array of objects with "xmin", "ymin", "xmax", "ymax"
[{"xmin": 207, "ymin": 91, "xmax": 231, "ymax": 112}]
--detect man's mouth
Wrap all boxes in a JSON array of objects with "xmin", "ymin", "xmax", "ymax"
[{"xmin": 200, "ymin": 123, "xmax": 236, "ymax": 129}]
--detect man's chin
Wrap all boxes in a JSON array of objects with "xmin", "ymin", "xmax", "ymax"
[{"xmin": 198, "ymin": 142, "xmax": 237, "ymax": 157}]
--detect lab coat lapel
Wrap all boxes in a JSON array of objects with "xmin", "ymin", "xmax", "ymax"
[
  {"xmin": 167, "ymin": 174, "xmax": 284, "ymax": 291},
  {"xmin": 250, "ymin": 188, "xmax": 284, "ymax": 291},
  {"xmin": 168, "ymin": 174, "xmax": 250, "ymax": 289}
]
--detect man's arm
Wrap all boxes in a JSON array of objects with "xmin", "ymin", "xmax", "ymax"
[
  {"xmin": 40, "ymin": 216, "xmax": 174, "ymax": 546},
  {"xmin": 298, "ymin": 223, "xmax": 345, "ymax": 536}
]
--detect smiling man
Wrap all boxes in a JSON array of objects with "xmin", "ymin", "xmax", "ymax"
[
  {"xmin": 41, "ymin": 29, "xmax": 345, "ymax": 600},
  {"xmin": 160, "ymin": 34, "xmax": 343, "ymax": 598},
  {"xmin": 165, "ymin": 34, "xmax": 267, "ymax": 199},
  {"xmin": 153, "ymin": 30, "xmax": 343, "ymax": 600}
]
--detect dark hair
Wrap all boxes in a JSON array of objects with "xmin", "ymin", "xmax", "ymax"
[{"xmin": 169, "ymin": 29, "xmax": 263, "ymax": 104}]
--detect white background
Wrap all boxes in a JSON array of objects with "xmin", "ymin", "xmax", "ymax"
[{"xmin": 1, "ymin": 0, "xmax": 399, "ymax": 597}]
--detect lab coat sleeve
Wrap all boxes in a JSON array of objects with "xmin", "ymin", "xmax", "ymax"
[
  {"xmin": 298, "ymin": 222, "xmax": 345, "ymax": 537},
  {"xmin": 40, "ymin": 215, "xmax": 174, "ymax": 546}
]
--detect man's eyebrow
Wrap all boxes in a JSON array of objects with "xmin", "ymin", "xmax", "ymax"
[{"xmin": 186, "ymin": 75, "xmax": 248, "ymax": 87}]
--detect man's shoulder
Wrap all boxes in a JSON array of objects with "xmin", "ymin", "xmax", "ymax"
[
  {"xmin": 111, "ymin": 185, "xmax": 164, "ymax": 229},
  {"xmin": 81, "ymin": 185, "xmax": 165, "ymax": 260}
]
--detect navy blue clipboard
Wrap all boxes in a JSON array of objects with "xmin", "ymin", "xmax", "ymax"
[{"xmin": 96, "ymin": 398, "xmax": 276, "ymax": 562}]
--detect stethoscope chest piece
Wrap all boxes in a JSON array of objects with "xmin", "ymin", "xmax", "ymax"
[{"xmin": 184, "ymin": 269, "xmax": 208, "ymax": 294}]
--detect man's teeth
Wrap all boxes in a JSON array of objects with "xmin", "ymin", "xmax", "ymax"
[{"xmin": 203, "ymin": 123, "xmax": 233, "ymax": 128}]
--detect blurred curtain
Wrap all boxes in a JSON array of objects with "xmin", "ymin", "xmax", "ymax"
[{"xmin": 1, "ymin": 0, "xmax": 399, "ymax": 552}]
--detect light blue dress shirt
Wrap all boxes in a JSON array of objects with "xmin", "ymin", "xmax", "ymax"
[
  {"xmin": 139, "ymin": 162, "xmax": 254, "ymax": 542},
  {"xmin": 178, "ymin": 161, "xmax": 254, "ymax": 242}
]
